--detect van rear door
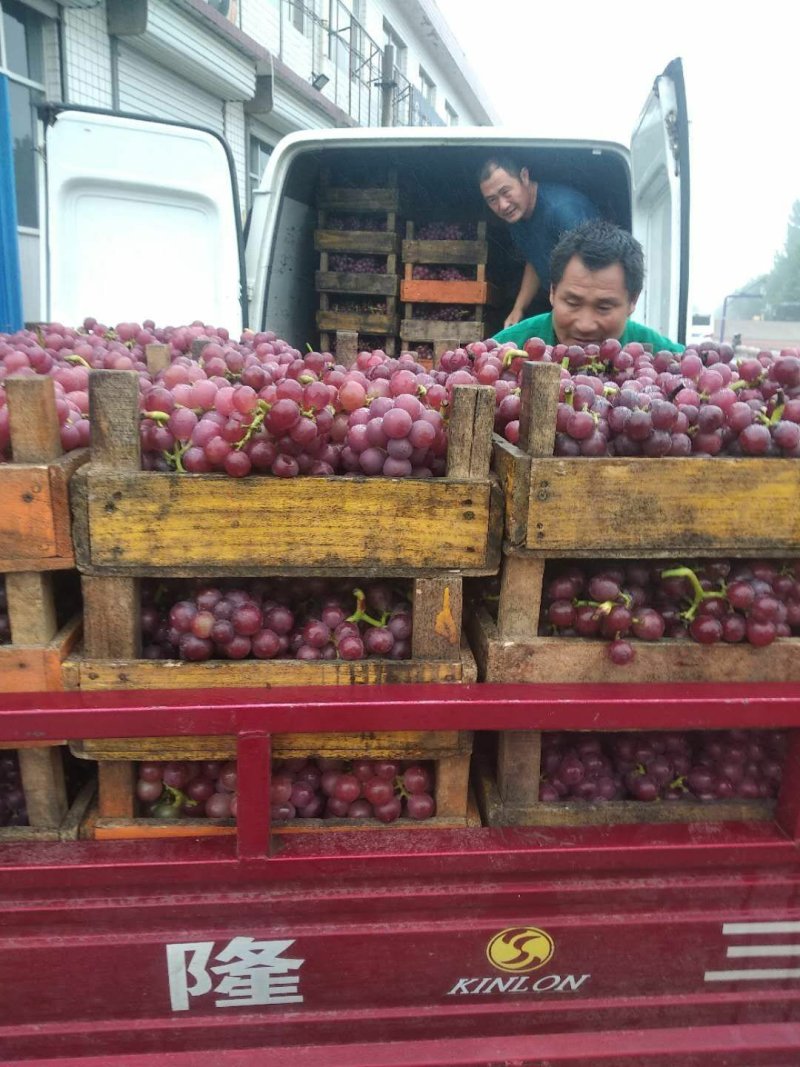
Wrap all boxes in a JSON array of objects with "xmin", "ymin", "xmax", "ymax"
[
  {"xmin": 41, "ymin": 106, "xmax": 245, "ymax": 333},
  {"xmin": 630, "ymin": 57, "xmax": 690, "ymax": 344}
]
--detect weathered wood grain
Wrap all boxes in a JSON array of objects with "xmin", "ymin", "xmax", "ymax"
[
  {"xmin": 0, "ymin": 615, "xmax": 81, "ymax": 693},
  {"xmin": 315, "ymin": 230, "xmax": 398, "ymax": 254},
  {"xmin": 315, "ymin": 271, "xmax": 398, "ymax": 296},
  {"xmin": 17, "ymin": 746, "xmax": 68, "ymax": 827},
  {"xmin": 523, "ymin": 458, "xmax": 800, "ymax": 556},
  {"xmin": 469, "ymin": 603, "xmax": 800, "ymax": 683},
  {"xmin": 316, "ymin": 309, "xmax": 397, "ymax": 333},
  {"xmin": 78, "ymin": 472, "xmax": 497, "ymax": 573}
]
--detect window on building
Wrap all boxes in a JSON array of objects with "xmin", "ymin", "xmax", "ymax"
[
  {"xmin": 382, "ymin": 18, "xmax": 406, "ymax": 74},
  {"xmin": 290, "ymin": 0, "xmax": 307, "ymax": 35},
  {"xmin": 419, "ymin": 66, "xmax": 435, "ymax": 106},
  {"xmin": 445, "ymin": 101, "xmax": 459, "ymax": 126},
  {"xmin": 248, "ymin": 135, "xmax": 273, "ymax": 206},
  {"xmin": 0, "ymin": 0, "xmax": 46, "ymax": 230}
]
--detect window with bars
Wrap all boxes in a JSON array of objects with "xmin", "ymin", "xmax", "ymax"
[{"xmin": 0, "ymin": 0, "xmax": 46, "ymax": 230}]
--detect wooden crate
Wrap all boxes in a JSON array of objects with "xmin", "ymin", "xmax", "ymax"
[
  {"xmin": 71, "ymin": 372, "xmax": 501, "ymax": 576},
  {"xmin": 0, "ymin": 376, "xmax": 87, "ymax": 573},
  {"xmin": 316, "ymin": 306, "xmax": 398, "ymax": 336},
  {"xmin": 400, "ymin": 221, "xmax": 497, "ymax": 307},
  {"xmin": 71, "ymin": 729, "xmax": 476, "ymax": 837},
  {"xmin": 400, "ymin": 318, "xmax": 487, "ymax": 359},
  {"xmin": 472, "ymin": 746, "xmax": 775, "ymax": 828},
  {"xmin": 316, "ymin": 168, "xmax": 402, "ymax": 216},
  {"xmin": 0, "ymin": 742, "xmax": 95, "ymax": 842},
  {"xmin": 494, "ymin": 361, "xmax": 800, "ymax": 556},
  {"xmin": 469, "ymin": 356, "xmax": 800, "ymax": 684}
]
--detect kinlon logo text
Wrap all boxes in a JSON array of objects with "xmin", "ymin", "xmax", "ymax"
[{"xmin": 446, "ymin": 927, "xmax": 590, "ymax": 997}]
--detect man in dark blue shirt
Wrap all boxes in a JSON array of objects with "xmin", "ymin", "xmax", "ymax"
[{"xmin": 479, "ymin": 157, "xmax": 600, "ymax": 328}]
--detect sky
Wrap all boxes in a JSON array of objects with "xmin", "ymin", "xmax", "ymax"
[{"xmin": 433, "ymin": 0, "xmax": 799, "ymax": 312}]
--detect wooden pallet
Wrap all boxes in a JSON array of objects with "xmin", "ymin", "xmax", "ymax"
[
  {"xmin": 0, "ymin": 743, "xmax": 95, "ymax": 842},
  {"xmin": 71, "ymin": 372, "xmax": 501, "ymax": 577},
  {"xmin": 472, "ymin": 747, "xmax": 775, "ymax": 828},
  {"xmin": 0, "ymin": 375, "xmax": 87, "ymax": 573},
  {"xmin": 71, "ymin": 728, "xmax": 475, "ymax": 837}
]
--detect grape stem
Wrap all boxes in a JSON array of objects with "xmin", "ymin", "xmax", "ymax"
[
  {"xmin": 164, "ymin": 441, "xmax": 189, "ymax": 473},
  {"xmin": 161, "ymin": 783, "xmax": 197, "ymax": 811},
  {"xmin": 64, "ymin": 353, "xmax": 92, "ymax": 369},
  {"xmin": 234, "ymin": 400, "xmax": 269, "ymax": 451},
  {"xmin": 501, "ymin": 348, "xmax": 528, "ymax": 369},
  {"xmin": 660, "ymin": 565, "xmax": 726, "ymax": 622},
  {"xmin": 141, "ymin": 409, "xmax": 170, "ymax": 425},
  {"xmin": 347, "ymin": 587, "xmax": 388, "ymax": 628}
]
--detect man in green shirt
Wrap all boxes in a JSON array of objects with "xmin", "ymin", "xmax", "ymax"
[{"xmin": 493, "ymin": 220, "xmax": 683, "ymax": 354}]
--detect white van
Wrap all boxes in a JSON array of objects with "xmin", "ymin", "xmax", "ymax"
[{"xmin": 38, "ymin": 58, "xmax": 690, "ymax": 346}]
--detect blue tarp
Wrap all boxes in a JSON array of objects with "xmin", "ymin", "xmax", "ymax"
[{"xmin": 0, "ymin": 73, "xmax": 23, "ymax": 334}]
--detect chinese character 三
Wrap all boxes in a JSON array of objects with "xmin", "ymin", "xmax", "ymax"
[{"xmin": 166, "ymin": 936, "xmax": 305, "ymax": 1011}]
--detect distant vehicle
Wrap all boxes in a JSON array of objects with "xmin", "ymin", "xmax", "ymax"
[{"xmin": 688, "ymin": 310, "xmax": 714, "ymax": 345}]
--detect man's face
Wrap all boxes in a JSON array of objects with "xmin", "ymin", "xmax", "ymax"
[
  {"xmin": 480, "ymin": 166, "xmax": 534, "ymax": 223},
  {"xmin": 550, "ymin": 256, "xmax": 637, "ymax": 345}
]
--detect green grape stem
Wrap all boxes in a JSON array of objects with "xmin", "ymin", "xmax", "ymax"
[
  {"xmin": 141, "ymin": 409, "xmax": 170, "ymax": 425},
  {"xmin": 234, "ymin": 400, "xmax": 269, "ymax": 451},
  {"xmin": 64, "ymin": 353, "xmax": 92, "ymax": 369},
  {"xmin": 502, "ymin": 348, "xmax": 528, "ymax": 368},
  {"xmin": 660, "ymin": 565, "xmax": 726, "ymax": 622},
  {"xmin": 162, "ymin": 783, "xmax": 197, "ymax": 810},
  {"xmin": 346, "ymin": 587, "xmax": 389, "ymax": 628}
]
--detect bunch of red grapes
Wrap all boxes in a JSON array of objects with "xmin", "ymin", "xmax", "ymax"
[
  {"xmin": 0, "ymin": 751, "xmax": 27, "ymax": 826},
  {"xmin": 540, "ymin": 558, "xmax": 800, "ymax": 665},
  {"xmin": 411, "ymin": 265, "xmax": 470, "ymax": 281},
  {"xmin": 491, "ymin": 335, "xmax": 800, "ymax": 457},
  {"xmin": 416, "ymin": 223, "xmax": 475, "ymax": 240},
  {"xmin": 136, "ymin": 759, "xmax": 237, "ymax": 820},
  {"xmin": 0, "ymin": 577, "xmax": 9, "ymax": 644},
  {"xmin": 272, "ymin": 756, "xmax": 436, "ymax": 823},
  {"xmin": 411, "ymin": 304, "xmax": 474, "ymax": 322},
  {"xmin": 142, "ymin": 578, "xmax": 413, "ymax": 663},
  {"xmin": 328, "ymin": 254, "xmax": 387, "ymax": 274},
  {"xmin": 539, "ymin": 729, "xmax": 786, "ymax": 804},
  {"xmin": 325, "ymin": 214, "xmax": 386, "ymax": 232}
]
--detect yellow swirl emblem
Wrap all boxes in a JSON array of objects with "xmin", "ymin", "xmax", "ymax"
[{"xmin": 486, "ymin": 926, "xmax": 555, "ymax": 973}]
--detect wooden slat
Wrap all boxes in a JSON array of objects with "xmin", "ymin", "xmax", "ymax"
[
  {"xmin": 497, "ymin": 731, "xmax": 541, "ymax": 806},
  {"xmin": 491, "ymin": 436, "xmax": 531, "ymax": 547},
  {"xmin": 399, "ymin": 280, "xmax": 497, "ymax": 305},
  {"xmin": 17, "ymin": 746, "xmax": 68, "ymax": 827},
  {"xmin": 89, "ymin": 370, "xmax": 141, "ymax": 470},
  {"xmin": 316, "ymin": 310, "xmax": 397, "ymax": 333},
  {"xmin": 5, "ymin": 571, "xmax": 58, "ymax": 644},
  {"xmin": 519, "ymin": 360, "xmax": 561, "ymax": 457},
  {"xmin": 66, "ymin": 641, "xmax": 472, "ymax": 690},
  {"xmin": 315, "ymin": 230, "xmax": 398, "ymax": 254},
  {"xmin": 0, "ymin": 447, "xmax": 86, "ymax": 567},
  {"xmin": 496, "ymin": 554, "xmax": 545, "ymax": 642},
  {"xmin": 446, "ymin": 385, "xmax": 495, "ymax": 481},
  {"xmin": 0, "ymin": 615, "xmax": 81, "ymax": 693},
  {"xmin": 71, "ymin": 730, "xmax": 471, "ymax": 763},
  {"xmin": 81, "ymin": 576, "xmax": 141, "ymax": 658},
  {"xmin": 317, "ymin": 188, "xmax": 401, "ymax": 213},
  {"xmin": 470, "ymin": 604, "xmax": 800, "ymax": 683},
  {"xmin": 80, "ymin": 472, "xmax": 497, "ymax": 573},
  {"xmin": 145, "ymin": 343, "xmax": 170, "ymax": 375},
  {"xmin": 411, "ymin": 575, "xmax": 463, "ymax": 661},
  {"xmin": 525, "ymin": 458, "xmax": 800, "ymax": 556},
  {"xmin": 434, "ymin": 752, "xmax": 471, "ymax": 818},
  {"xmin": 315, "ymin": 271, "xmax": 398, "ymax": 296},
  {"xmin": 6, "ymin": 375, "xmax": 62, "ymax": 462},
  {"xmin": 402, "ymin": 239, "xmax": 488, "ymax": 265},
  {"xmin": 98, "ymin": 760, "xmax": 136, "ymax": 818},
  {"xmin": 335, "ymin": 330, "xmax": 359, "ymax": 367},
  {"xmin": 400, "ymin": 319, "xmax": 485, "ymax": 343}
]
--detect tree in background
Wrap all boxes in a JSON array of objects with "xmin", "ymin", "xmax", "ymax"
[{"xmin": 765, "ymin": 199, "xmax": 800, "ymax": 319}]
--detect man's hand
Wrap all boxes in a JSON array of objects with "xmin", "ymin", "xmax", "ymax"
[{"xmin": 504, "ymin": 308, "xmax": 523, "ymax": 329}]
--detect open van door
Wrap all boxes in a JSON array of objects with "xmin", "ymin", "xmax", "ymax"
[
  {"xmin": 630, "ymin": 57, "xmax": 690, "ymax": 345},
  {"xmin": 41, "ymin": 106, "xmax": 245, "ymax": 333}
]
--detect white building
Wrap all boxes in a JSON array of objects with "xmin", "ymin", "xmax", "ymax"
[{"xmin": 0, "ymin": 0, "xmax": 495, "ymax": 322}]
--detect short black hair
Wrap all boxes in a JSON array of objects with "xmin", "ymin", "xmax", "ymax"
[
  {"xmin": 478, "ymin": 156, "xmax": 528, "ymax": 184},
  {"xmin": 550, "ymin": 220, "xmax": 645, "ymax": 299}
]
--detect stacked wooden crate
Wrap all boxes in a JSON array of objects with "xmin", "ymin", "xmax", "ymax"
[
  {"xmin": 466, "ymin": 360, "xmax": 800, "ymax": 827},
  {"xmin": 0, "ymin": 376, "xmax": 91, "ymax": 841},
  {"xmin": 66, "ymin": 370, "xmax": 504, "ymax": 832},
  {"xmin": 0, "ymin": 376, "xmax": 84, "ymax": 692},
  {"xmin": 315, "ymin": 169, "xmax": 401, "ymax": 357},
  {"xmin": 400, "ymin": 221, "xmax": 496, "ymax": 365}
]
